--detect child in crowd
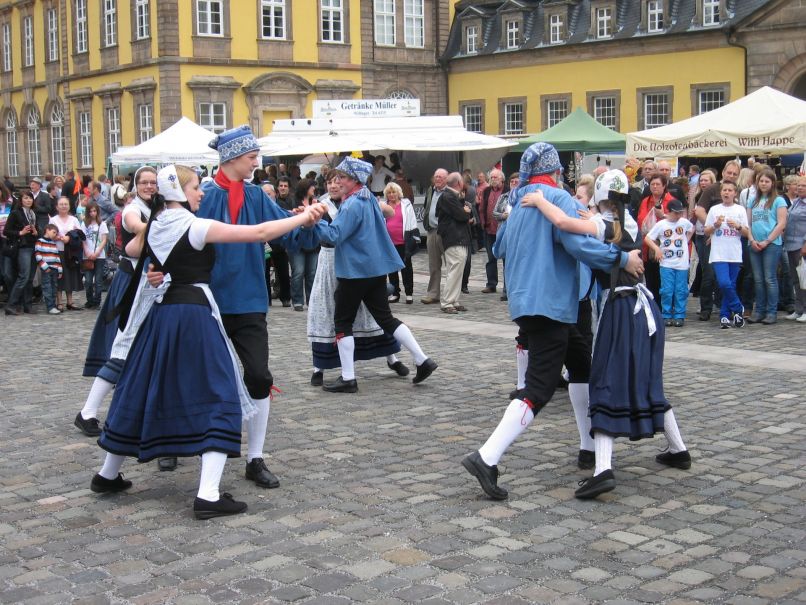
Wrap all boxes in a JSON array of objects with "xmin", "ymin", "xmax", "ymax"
[
  {"xmin": 35, "ymin": 223, "xmax": 63, "ymax": 315},
  {"xmin": 644, "ymin": 198, "xmax": 694, "ymax": 327},
  {"xmin": 704, "ymin": 181, "xmax": 750, "ymax": 329}
]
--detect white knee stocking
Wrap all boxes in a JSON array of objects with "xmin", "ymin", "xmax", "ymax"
[
  {"xmin": 197, "ymin": 451, "xmax": 227, "ymax": 501},
  {"xmin": 246, "ymin": 397, "xmax": 270, "ymax": 462},
  {"xmin": 568, "ymin": 383, "xmax": 594, "ymax": 451},
  {"xmin": 81, "ymin": 377, "xmax": 115, "ymax": 420},
  {"xmin": 663, "ymin": 409, "xmax": 686, "ymax": 454},
  {"xmin": 515, "ymin": 347, "xmax": 528, "ymax": 390},
  {"xmin": 393, "ymin": 325, "xmax": 427, "ymax": 365},
  {"xmin": 593, "ymin": 432, "xmax": 614, "ymax": 476},
  {"xmin": 98, "ymin": 453, "xmax": 125, "ymax": 480},
  {"xmin": 478, "ymin": 399, "xmax": 535, "ymax": 467},
  {"xmin": 336, "ymin": 335, "xmax": 356, "ymax": 380}
]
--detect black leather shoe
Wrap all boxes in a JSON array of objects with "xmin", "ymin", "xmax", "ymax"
[
  {"xmin": 5, "ymin": 307, "xmax": 20, "ymax": 316},
  {"xmin": 412, "ymin": 358, "xmax": 437, "ymax": 384},
  {"xmin": 193, "ymin": 493, "xmax": 248, "ymax": 520},
  {"xmin": 500, "ymin": 294, "xmax": 508, "ymax": 302},
  {"xmin": 245, "ymin": 458, "xmax": 280, "ymax": 488},
  {"xmin": 655, "ymin": 450, "xmax": 691, "ymax": 470},
  {"xmin": 461, "ymin": 451, "xmax": 508, "ymax": 500},
  {"xmin": 74, "ymin": 412, "xmax": 102, "ymax": 436},
  {"xmin": 322, "ymin": 376, "xmax": 358, "ymax": 393},
  {"xmin": 91, "ymin": 473, "xmax": 132, "ymax": 493},
  {"xmin": 698, "ymin": 311, "xmax": 711, "ymax": 321},
  {"xmin": 577, "ymin": 449, "xmax": 595, "ymax": 470},
  {"xmin": 158, "ymin": 457, "xmax": 178, "ymax": 471},
  {"xmin": 387, "ymin": 360, "xmax": 410, "ymax": 377},
  {"xmin": 575, "ymin": 470, "xmax": 616, "ymax": 499},
  {"xmin": 461, "ymin": 287, "xmax": 470, "ymax": 294},
  {"xmin": 508, "ymin": 388, "xmax": 522, "ymax": 400},
  {"xmin": 310, "ymin": 371, "xmax": 323, "ymax": 386}
]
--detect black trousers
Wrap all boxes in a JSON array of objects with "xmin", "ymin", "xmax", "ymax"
[
  {"xmin": 221, "ymin": 312, "xmax": 273, "ymax": 399},
  {"xmin": 514, "ymin": 305, "xmax": 592, "ymax": 412},
  {"xmin": 270, "ymin": 244, "xmax": 291, "ymax": 302},
  {"xmin": 388, "ymin": 244, "xmax": 414, "ymax": 297},
  {"xmin": 334, "ymin": 275, "xmax": 402, "ymax": 337}
]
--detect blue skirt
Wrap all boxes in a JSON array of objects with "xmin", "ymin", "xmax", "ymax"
[
  {"xmin": 98, "ymin": 303, "xmax": 242, "ymax": 462},
  {"xmin": 312, "ymin": 334, "xmax": 400, "ymax": 370},
  {"xmin": 589, "ymin": 294, "xmax": 670, "ymax": 441},
  {"xmin": 82, "ymin": 268, "xmax": 131, "ymax": 377}
]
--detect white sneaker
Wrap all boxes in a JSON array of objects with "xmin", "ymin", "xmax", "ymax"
[
  {"xmin": 797, "ymin": 314, "xmax": 806, "ymax": 323},
  {"xmin": 48, "ymin": 308, "xmax": 61, "ymax": 315},
  {"xmin": 784, "ymin": 312, "xmax": 801, "ymax": 320}
]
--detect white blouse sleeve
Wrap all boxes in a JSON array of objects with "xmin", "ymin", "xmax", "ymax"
[
  {"xmin": 188, "ymin": 218, "xmax": 214, "ymax": 251},
  {"xmin": 590, "ymin": 214, "xmax": 607, "ymax": 242}
]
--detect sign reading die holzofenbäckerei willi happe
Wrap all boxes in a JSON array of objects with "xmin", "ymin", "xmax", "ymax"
[{"xmin": 313, "ymin": 99, "xmax": 421, "ymax": 119}]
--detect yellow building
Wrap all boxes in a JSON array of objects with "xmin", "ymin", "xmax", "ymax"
[
  {"xmin": 0, "ymin": 0, "xmax": 452, "ymax": 182},
  {"xmin": 445, "ymin": 0, "xmax": 806, "ymax": 139}
]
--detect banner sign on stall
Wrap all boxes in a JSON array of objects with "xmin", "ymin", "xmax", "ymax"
[{"xmin": 313, "ymin": 99, "xmax": 421, "ymax": 119}]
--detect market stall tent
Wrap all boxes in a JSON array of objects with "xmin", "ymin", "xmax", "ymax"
[
  {"xmin": 626, "ymin": 86, "xmax": 806, "ymax": 158},
  {"xmin": 111, "ymin": 117, "xmax": 220, "ymax": 166},
  {"xmin": 514, "ymin": 107, "xmax": 626, "ymax": 153}
]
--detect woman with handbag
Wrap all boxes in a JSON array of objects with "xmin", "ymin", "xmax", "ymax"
[
  {"xmin": 81, "ymin": 201, "xmax": 109, "ymax": 309},
  {"xmin": 783, "ymin": 175, "xmax": 806, "ymax": 323},
  {"xmin": 50, "ymin": 196, "xmax": 83, "ymax": 310},
  {"xmin": 637, "ymin": 173, "xmax": 675, "ymax": 302},
  {"xmin": 383, "ymin": 182, "xmax": 417, "ymax": 304},
  {"xmin": 3, "ymin": 191, "xmax": 38, "ymax": 315}
]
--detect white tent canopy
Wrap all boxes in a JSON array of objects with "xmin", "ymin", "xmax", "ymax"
[
  {"xmin": 257, "ymin": 115, "xmax": 515, "ymax": 172},
  {"xmin": 111, "ymin": 117, "xmax": 220, "ymax": 166},
  {"xmin": 626, "ymin": 87, "xmax": 806, "ymax": 158}
]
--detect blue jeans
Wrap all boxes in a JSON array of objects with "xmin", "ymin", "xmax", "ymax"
[
  {"xmin": 8, "ymin": 247, "xmax": 35, "ymax": 309},
  {"xmin": 289, "ymin": 249, "xmax": 318, "ymax": 306},
  {"xmin": 659, "ymin": 266, "xmax": 689, "ymax": 319},
  {"xmin": 712, "ymin": 262, "xmax": 742, "ymax": 319},
  {"xmin": 41, "ymin": 269, "xmax": 59, "ymax": 311},
  {"xmin": 83, "ymin": 260, "xmax": 106, "ymax": 306},
  {"xmin": 749, "ymin": 242, "xmax": 782, "ymax": 317}
]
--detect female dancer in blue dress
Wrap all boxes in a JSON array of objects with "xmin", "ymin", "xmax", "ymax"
[
  {"xmin": 91, "ymin": 165, "xmax": 324, "ymax": 519},
  {"xmin": 75, "ymin": 167, "xmax": 157, "ymax": 436},
  {"xmin": 521, "ymin": 169, "xmax": 691, "ymax": 499}
]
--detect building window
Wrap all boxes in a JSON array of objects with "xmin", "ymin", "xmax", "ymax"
[
  {"xmin": 107, "ymin": 107, "xmax": 121, "ymax": 155},
  {"xmin": 138, "ymin": 103, "xmax": 152, "ymax": 143},
  {"xmin": 698, "ymin": 89, "xmax": 725, "ymax": 114},
  {"xmin": 261, "ymin": 0, "xmax": 285, "ymax": 40},
  {"xmin": 404, "ymin": 0, "xmax": 424, "ymax": 48},
  {"xmin": 596, "ymin": 7, "xmax": 612, "ymax": 39},
  {"xmin": 23, "ymin": 17, "xmax": 34, "ymax": 67},
  {"xmin": 79, "ymin": 111, "xmax": 92, "ymax": 168},
  {"xmin": 466, "ymin": 25, "xmax": 478, "ymax": 54},
  {"xmin": 47, "ymin": 9, "xmax": 59, "ymax": 61},
  {"xmin": 546, "ymin": 99, "xmax": 568, "ymax": 128},
  {"xmin": 644, "ymin": 93, "xmax": 669, "ymax": 128},
  {"xmin": 197, "ymin": 0, "xmax": 223, "ymax": 36},
  {"xmin": 703, "ymin": 0, "xmax": 720, "ymax": 26},
  {"xmin": 506, "ymin": 19, "xmax": 520, "ymax": 49},
  {"xmin": 321, "ymin": 0, "xmax": 344, "ymax": 43},
  {"xmin": 593, "ymin": 96, "xmax": 617, "ymax": 129},
  {"xmin": 76, "ymin": 0, "xmax": 88, "ymax": 53},
  {"xmin": 5, "ymin": 114, "xmax": 18, "ymax": 178},
  {"xmin": 2, "ymin": 23, "xmax": 10, "ymax": 72},
  {"xmin": 199, "ymin": 102, "xmax": 227, "ymax": 134},
  {"xmin": 647, "ymin": 0, "xmax": 663, "ymax": 32},
  {"xmin": 103, "ymin": 0, "xmax": 117, "ymax": 47},
  {"xmin": 50, "ymin": 106, "xmax": 66, "ymax": 176},
  {"xmin": 135, "ymin": 0, "xmax": 150, "ymax": 39},
  {"xmin": 463, "ymin": 105, "xmax": 482, "ymax": 133},
  {"xmin": 374, "ymin": 0, "xmax": 395, "ymax": 46},
  {"xmin": 504, "ymin": 103, "xmax": 524, "ymax": 135},
  {"xmin": 549, "ymin": 14, "xmax": 563, "ymax": 44},
  {"xmin": 27, "ymin": 108, "xmax": 42, "ymax": 177}
]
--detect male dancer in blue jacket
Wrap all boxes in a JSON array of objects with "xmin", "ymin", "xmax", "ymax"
[
  {"xmin": 314, "ymin": 157, "xmax": 437, "ymax": 392},
  {"xmin": 462, "ymin": 143, "xmax": 644, "ymax": 500}
]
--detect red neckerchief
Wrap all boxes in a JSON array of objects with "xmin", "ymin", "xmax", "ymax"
[
  {"xmin": 528, "ymin": 175, "xmax": 558, "ymax": 188},
  {"xmin": 347, "ymin": 184, "xmax": 363, "ymax": 199},
  {"xmin": 214, "ymin": 169, "xmax": 244, "ymax": 224}
]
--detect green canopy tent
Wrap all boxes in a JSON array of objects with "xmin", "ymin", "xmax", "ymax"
[{"xmin": 514, "ymin": 107, "xmax": 626, "ymax": 153}]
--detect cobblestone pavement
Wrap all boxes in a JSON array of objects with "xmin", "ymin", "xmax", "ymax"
[{"xmin": 2, "ymin": 252, "xmax": 805, "ymax": 605}]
